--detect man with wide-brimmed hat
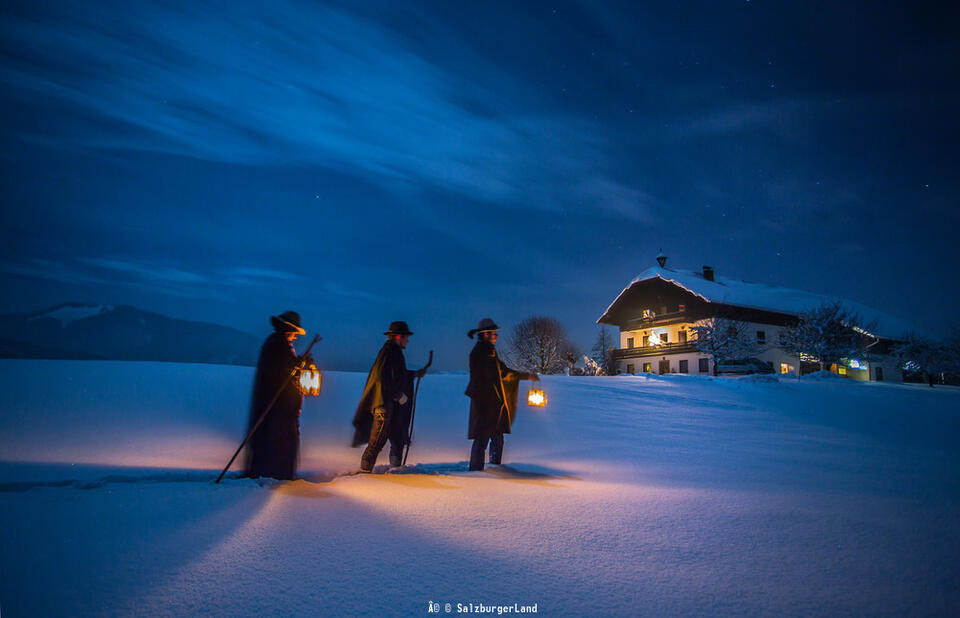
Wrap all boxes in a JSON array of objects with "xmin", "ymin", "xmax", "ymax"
[
  {"xmin": 352, "ymin": 321, "xmax": 426, "ymax": 472},
  {"xmin": 244, "ymin": 310, "xmax": 310, "ymax": 480},
  {"xmin": 465, "ymin": 318, "xmax": 538, "ymax": 471}
]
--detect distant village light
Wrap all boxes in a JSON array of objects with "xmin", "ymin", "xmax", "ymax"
[
  {"xmin": 527, "ymin": 388, "xmax": 547, "ymax": 407},
  {"xmin": 299, "ymin": 364, "xmax": 322, "ymax": 396}
]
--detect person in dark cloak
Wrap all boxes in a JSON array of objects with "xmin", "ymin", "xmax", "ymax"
[
  {"xmin": 352, "ymin": 321, "xmax": 426, "ymax": 472},
  {"xmin": 465, "ymin": 318, "xmax": 538, "ymax": 471},
  {"xmin": 243, "ymin": 310, "xmax": 311, "ymax": 481}
]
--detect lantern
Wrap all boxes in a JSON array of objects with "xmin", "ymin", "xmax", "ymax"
[
  {"xmin": 299, "ymin": 364, "xmax": 322, "ymax": 396},
  {"xmin": 527, "ymin": 388, "xmax": 547, "ymax": 407}
]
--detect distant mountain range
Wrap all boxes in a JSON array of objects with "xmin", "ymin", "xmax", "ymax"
[{"xmin": 0, "ymin": 303, "xmax": 260, "ymax": 366}]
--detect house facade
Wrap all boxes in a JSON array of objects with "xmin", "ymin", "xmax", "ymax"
[{"xmin": 597, "ymin": 254, "xmax": 907, "ymax": 381}]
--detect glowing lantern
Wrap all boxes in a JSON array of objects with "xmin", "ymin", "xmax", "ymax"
[
  {"xmin": 299, "ymin": 364, "xmax": 322, "ymax": 396},
  {"xmin": 527, "ymin": 388, "xmax": 547, "ymax": 407}
]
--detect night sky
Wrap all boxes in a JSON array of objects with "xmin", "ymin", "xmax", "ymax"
[{"xmin": 1, "ymin": 0, "xmax": 957, "ymax": 370}]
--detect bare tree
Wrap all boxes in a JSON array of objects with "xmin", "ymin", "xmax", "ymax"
[
  {"xmin": 691, "ymin": 317, "xmax": 758, "ymax": 376},
  {"xmin": 892, "ymin": 333, "xmax": 950, "ymax": 387},
  {"xmin": 508, "ymin": 316, "xmax": 571, "ymax": 374},
  {"xmin": 560, "ymin": 340, "xmax": 579, "ymax": 375},
  {"xmin": 590, "ymin": 327, "xmax": 616, "ymax": 376},
  {"xmin": 780, "ymin": 302, "xmax": 874, "ymax": 372}
]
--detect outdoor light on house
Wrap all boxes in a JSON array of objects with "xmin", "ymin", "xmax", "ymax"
[
  {"xmin": 299, "ymin": 364, "xmax": 322, "ymax": 396},
  {"xmin": 527, "ymin": 388, "xmax": 547, "ymax": 407}
]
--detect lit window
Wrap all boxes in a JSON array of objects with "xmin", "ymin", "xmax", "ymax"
[
  {"xmin": 780, "ymin": 363, "xmax": 790, "ymax": 374},
  {"xmin": 678, "ymin": 304, "xmax": 686, "ymax": 312}
]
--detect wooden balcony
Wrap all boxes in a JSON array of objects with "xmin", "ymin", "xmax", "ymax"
[
  {"xmin": 624, "ymin": 310, "xmax": 694, "ymax": 328},
  {"xmin": 613, "ymin": 341, "xmax": 699, "ymax": 359}
]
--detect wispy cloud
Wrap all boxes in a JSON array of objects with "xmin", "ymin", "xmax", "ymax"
[
  {"xmin": 1, "ymin": 258, "xmax": 110, "ymax": 286},
  {"xmin": 81, "ymin": 257, "xmax": 207, "ymax": 283},
  {"xmin": 0, "ymin": 1, "xmax": 652, "ymax": 220}
]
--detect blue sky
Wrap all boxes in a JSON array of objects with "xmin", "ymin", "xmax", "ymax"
[{"xmin": 1, "ymin": 0, "xmax": 957, "ymax": 369}]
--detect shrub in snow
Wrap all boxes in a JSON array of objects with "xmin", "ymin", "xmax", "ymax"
[{"xmin": 802, "ymin": 370, "xmax": 846, "ymax": 381}]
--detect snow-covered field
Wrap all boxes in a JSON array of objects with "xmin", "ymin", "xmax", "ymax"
[{"xmin": 1, "ymin": 359, "xmax": 958, "ymax": 616}]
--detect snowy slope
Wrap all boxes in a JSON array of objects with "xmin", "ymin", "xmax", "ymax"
[{"xmin": 1, "ymin": 359, "xmax": 958, "ymax": 616}]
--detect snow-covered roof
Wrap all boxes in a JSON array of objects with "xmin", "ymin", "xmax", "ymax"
[{"xmin": 598, "ymin": 266, "xmax": 917, "ymax": 340}]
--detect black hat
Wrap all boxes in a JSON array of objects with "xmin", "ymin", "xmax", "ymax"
[
  {"xmin": 270, "ymin": 310, "xmax": 306, "ymax": 335},
  {"xmin": 384, "ymin": 321, "xmax": 413, "ymax": 336},
  {"xmin": 468, "ymin": 317, "xmax": 499, "ymax": 339}
]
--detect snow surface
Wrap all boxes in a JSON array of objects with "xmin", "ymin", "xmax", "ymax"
[
  {"xmin": 27, "ymin": 303, "xmax": 113, "ymax": 326},
  {"xmin": 1, "ymin": 359, "xmax": 959, "ymax": 616},
  {"xmin": 601, "ymin": 266, "xmax": 917, "ymax": 340}
]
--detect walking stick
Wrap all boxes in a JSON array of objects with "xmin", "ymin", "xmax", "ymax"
[
  {"xmin": 402, "ymin": 350, "xmax": 433, "ymax": 466},
  {"xmin": 215, "ymin": 334, "xmax": 322, "ymax": 484}
]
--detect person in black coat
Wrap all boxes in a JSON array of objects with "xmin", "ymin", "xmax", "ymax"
[
  {"xmin": 244, "ymin": 310, "xmax": 310, "ymax": 481},
  {"xmin": 352, "ymin": 321, "xmax": 426, "ymax": 472},
  {"xmin": 465, "ymin": 318, "xmax": 538, "ymax": 471}
]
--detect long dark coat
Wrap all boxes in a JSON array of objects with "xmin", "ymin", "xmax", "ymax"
[
  {"xmin": 465, "ymin": 340, "xmax": 533, "ymax": 440},
  {"xmin": 351, "ymin": 340, "xmax": 414, "ymax": 447},
  {"xmin": 244, "ymin": 332, "xmax": 303, "ymax": 480}
]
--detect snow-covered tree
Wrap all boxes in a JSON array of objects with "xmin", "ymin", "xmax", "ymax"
[
  {"xmin": 691, "ymin": 317, "xmax": 758, "ymax": 376},
  {"xmin": 780, "ymin": 302, "xmax": 874, "ymax": 371},
  {"xmin": 508, "ymin": 316, "xmax": 571, "ymax": 374},
  {"xmin": 583, "ymin": 355, "xmax": 604, "ymax": 376},
  {"xmin": 590, "ymin": 327, "xmax": 616, "ymax": 376},
  {"xmin": 892, "ymin": 333, "xmax": 951, "ymax": 387}
]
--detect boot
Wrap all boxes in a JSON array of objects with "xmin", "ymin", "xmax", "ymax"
[
  {"xmin": 489, "ymin": 433, "xmax": 504, "ymax": 465},
  {"xmin": 469, "ymin": 438, "xmax": 487, "ymax": 471}
]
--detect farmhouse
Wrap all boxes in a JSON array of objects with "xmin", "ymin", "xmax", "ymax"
[{"xmin": 597, "ymin": 253, "xmax": 910, "ymax": 381}]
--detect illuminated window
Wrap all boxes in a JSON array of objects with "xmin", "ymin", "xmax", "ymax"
[
  {"xmin": 642, "ymin": 309, "xmax": 655, "ymax": 319},
  {"xmin": 678, "ymin": 304, "xmax": 686, "ymax": 312},
  {"xmin": 780, "ymin": 363, "xmax": 790, "ymax": 374},
  {"xmin": 642, "ymin": 362, "xmax": 652, "ymax": 372},
  {"xmin": 838, "ymin": 367, "xmax": 847, "ymax": 375}
]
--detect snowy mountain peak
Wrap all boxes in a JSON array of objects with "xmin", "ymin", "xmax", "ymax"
[{"xmin": 28, "ymin": 303, "xmax": 115, "ymax": 326}]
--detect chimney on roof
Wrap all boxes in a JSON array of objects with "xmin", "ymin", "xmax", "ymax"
[
  {"xmin": 656, "ymin": 250, "xmax": 667, "ymax": 268},
  {"xmin": 702, "ymin": 265, "xmax": 714, "ymax": 281}
]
